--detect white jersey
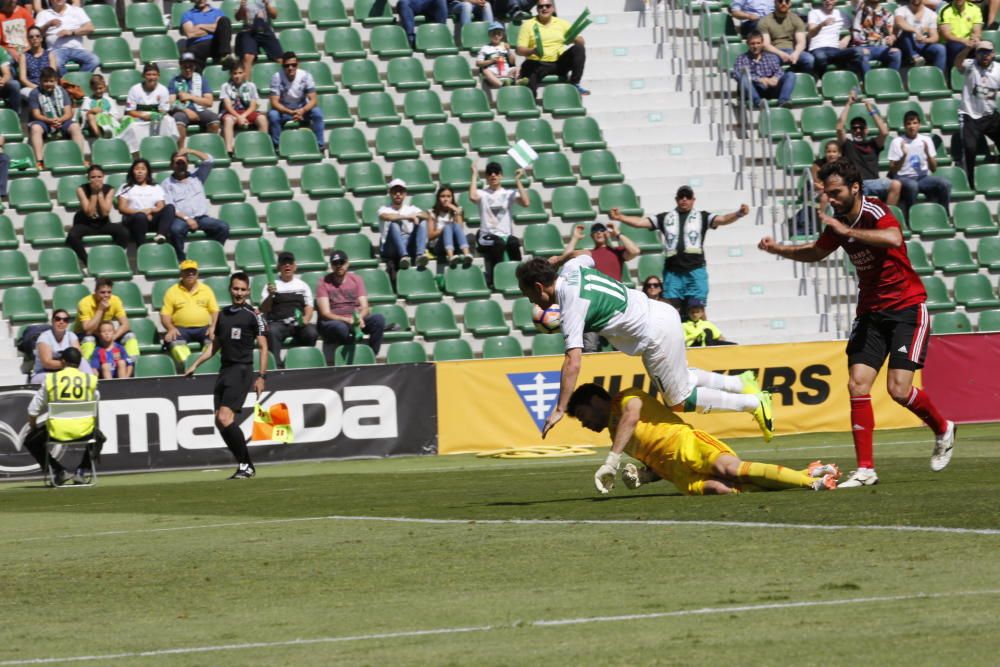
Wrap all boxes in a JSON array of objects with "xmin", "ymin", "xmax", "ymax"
[
  {"xmin": 555, "ymin": 255, "xmax": 651, "ymax": 355},
  {"xmin": 960, "ymin": 58, "xmax": 1000, "ymax": 119}
]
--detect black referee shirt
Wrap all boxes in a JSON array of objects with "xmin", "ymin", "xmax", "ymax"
[{"xmin": 214, "ymin": 304, "xmax": 266, "ymax": 366}]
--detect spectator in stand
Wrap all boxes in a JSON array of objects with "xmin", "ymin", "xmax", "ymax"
[
  {"xmin": 469, "ymin": 160, "xmax": 529, "ymax": 288},
  {"xmin": 836, "ymin": 90, "xmax": 902, "ymax": 205},
  {"xmin": 379, "ymin": 178, "xmax": 430, "ymax": 271},
  {"xmin": 17, "ymin": 26, "xmax": 52, "ymax": 106},
  {"xmin": 887, "ymin": 110, "xmax": 952, "ymax": 213},
  {"xmin": 641, "ymin": 275, "xmax": 667, "ymax": 302},
  {"xmin": 0, "ymin": 0, "xmax": 32, "ymax": 64},
  {"xmin": 260, "ymin": 251, "xmax": 319, "ymax": 367},
  {"xmin": 268, "ymin": 52, "xmax": 324, "ymax": 151},
  {"xmin": 426, "ymin": 185, "xmax": 474, "ymax": 269},
  {"xmin": 759, "ymin": 0, "xmax": 815, "ymax": 74},
  {"xmin": 450, "ymin": 0, "xmax": 493, "ymax": 45},
  {"xmin": 220, "ymin": 61, "xmax": 267, "ymax": 155},
  {"xmin": 169, "ymin": 53, "xmax": 220, "ymax": 149},
  {"xmin": 476, "ymin": 21, "xmax": 519, "ymax": 89},
  {"xmin": 0, "ymin": 26, "xmax": 17, "ymax": 112},
  {"xmin": 398, "ymin": 0, "xmax": 448, "ymax": 49},
  {"xmin": 610, "ymin": 187, "xmax": 750, "ymax": 318},
  {"xmin": 894, "ymin": 0, "xmax": 946, "ymax": 70},
  {"xmin": 939, "ymin": 0, "xmax": 982, "ymax": 71},
  {"xmin": 807, "ymin": 0, "xmax": 865, "ymax": 77},
  {"xmin": 161, "ymin": 147, "xmax": 230, "ymax": 260},
  {"xmin": 316, "ymin": 250, "xmax": 387, "ymax": 356},
  {"xmin": 181, "ymin": 0, "xmax": 235, "ymax": 70},
  {"xmin": 65, "ymin": 165, "xmax": 130, "ymax": 268},
  {"xmin": 812, "ymin": 140, "xmax": 843, "ymax": 192},
  {"xmin": 117, "ymin": 158, "xmax": 174, "ymax": 246},
  {"xmin": 32, "ymin": 309, "xmax": 93, "ymax": 383},
  {"xmin": 35, "ymin": 0, "xmax": 99, "ymax": 75},
  {"xmin": 28, "ymin": 67, "xmax": 88, "ymax": 168},
  {"xmin": 125, "ymin": 63, "xmax": 180, "ymax": 153},
  {"xmin": 160, "ymin": 259, "xmax": 220, "ymax": 365},
  {"xmin": 79, "ymin": 73, "xmax": 127, "ymax": 141},
  {"xmin": 852, "ymin": 0, "xmax": 902, "ymax": 72},
  {"xmin": 234, "ymin": 0, "xmax": 283, "ymax": 76},
  {"xmin": 731, "ymin": 30, "xmax": 795, "ymax": 109},
  {"xmin": 683, "ymin": 299, "xmax": 736, "ymax": 347},
  {"xmin": 958, "ymin": 40, "xmax": 1000, "ymax": 187},
  {"xmin": 73, "ymin": 277, "xmax": 137, "ymax": 359},
  {"xmin": 515, "ymin": 0, "xmax": 588, "ymax": 95},
  {"xmin": 730, "ymin": 0, "xmax": 774, "ymax": 39},
  {"xmin": 91, "ymin": 321, "xmax": 133, "ymax": 379}
]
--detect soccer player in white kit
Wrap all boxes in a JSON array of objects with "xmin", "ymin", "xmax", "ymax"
[{"xmin": 516, "ymin": 255, "xmax": 774, "ymax": 441}]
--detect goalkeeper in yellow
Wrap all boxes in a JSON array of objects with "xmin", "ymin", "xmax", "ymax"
[{"xmin": 568, "ymin": 383, "xmax": 840, "ymax": 495}]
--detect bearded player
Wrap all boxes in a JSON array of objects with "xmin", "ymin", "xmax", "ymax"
[{"xmin": 758, "ymin": 159, "xmax": 955, "ymax": 487}]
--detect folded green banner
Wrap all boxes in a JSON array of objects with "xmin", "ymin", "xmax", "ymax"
[
  {"xmin": 563, "ymin": 8, "xmax": 592, "ymax": 43},
  {"xmin": 533, "ymin": 22, "xmax": 544, "ymax": 57}
]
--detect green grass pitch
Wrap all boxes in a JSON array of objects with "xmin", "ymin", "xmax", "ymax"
[{"xmin": 3, "ymin": 424, "xmax": 1000, "ymax": 666}]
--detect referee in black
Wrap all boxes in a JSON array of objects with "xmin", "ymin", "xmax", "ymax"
[{"xmin": 184, "ymin": 272, "xmax": 268, "ymax": 479}]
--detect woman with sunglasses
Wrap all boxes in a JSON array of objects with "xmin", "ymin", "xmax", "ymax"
[
  {"xmin": 31, "ymin": 309, "xmax": 92, "ymax": 383},
  {"xmin": 642, "ymin": 276, "xmax": 666, "ymax": 302},
  {"xmin": 18, "ymin": 27, "xmax": 56, "ymax": 105}
]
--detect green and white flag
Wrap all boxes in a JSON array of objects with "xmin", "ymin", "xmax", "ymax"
[{"xmin": 507, "ymin": 139, "xmax": 538, "ymax": 169}]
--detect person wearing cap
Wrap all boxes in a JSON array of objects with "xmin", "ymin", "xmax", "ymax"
[
  {"xmin": 260, "ymin": 251, "xmax": 318, "ymax": 366},
  {"xmin": 162, "ymin": 146, "xmax": 230, "ymax": 261},
  {"xmin": 160, "ymin": 259, "xmax": 220, "ymax": 365},
  {"xmin": 169, "ymin": 53, "xmax": 221, "ymax": 149},
  {"xmin": 939, "ymin": 0, "xmax": 982, "ymax": 72},
  {"xmin": 378, "ymin": 178, "xmax": 431, "ymax": 272},
  {"xmin": 450, "ymin": 0, "xmax": 494, "ymax": 45},
  {"xmin": 515, "ymin": 0, "xmax": 588, "ymax": 96},
  {"xmin": 893, "ymin": 0, "xmax": 946, "ymax": 70},
  {"xmin": 836, "ymin": 90, "xmax": 902, "ymax": 206},
  {"xmin": 267, "ymin": 51, "xmax": 324, "ymax": 151},
  {"xmin": 34, "ymin": 0, "xmax": 99, "ymax": 75},
  {"xmin": 181, "ymin": 0, "xmax": 236, "ymax": 71},
  {"xmin": 124, "ymin": 63, "xmax": 180, "ymax": 153},
  {"xmin": 610, "ymin": 187, "xmax": 750, "ymax": 317},
  {"xmin": 316, "ymin": 250, "xmax": 387, "ymax": 357},
  {"xmin": 469, "ymin": 160, "xmax": 530, "ymax": 288},
  {"xmin": 683, "ymin": 298, "xmax": 735, "ymax": 347},
  {"xmin": 958, "ymin": 40, "xmax": 1000, "ymax": 187},
  {"xmin": 476, "ymin": 21, "xmax": 519, "ymax": 88}
]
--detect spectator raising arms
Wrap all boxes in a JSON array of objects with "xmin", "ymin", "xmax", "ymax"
[
  {"xmin": 469, "ymin": 160, "xmax": 529, "ymax": 288},
  {"xmin": 958, "ymin": 41, "xmax": 1000, "ymax": 187},
  {"xmin": 836, "ymin": 90, "xmax": 902, "ymax": 205}
]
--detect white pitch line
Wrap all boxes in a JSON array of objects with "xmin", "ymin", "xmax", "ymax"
[{"xmin": 3, "ymin": 589, "xmax": 999, "ymax": 665}]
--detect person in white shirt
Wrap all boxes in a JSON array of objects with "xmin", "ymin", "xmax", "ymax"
[
  {"xmin": 124, "ymin": 62, "xmax": 180, "ymax": 153},
  {"xmin": 468, "ymin": 160, "xmax": 529, "ymax": 288},
  {"xmin": 887, "ymin": 110, "xmax": 951, "ymax": 214},
  {"xmin": 958, "ymin": 40, "xmax": 1000, "ymax": 186},
  {"xmin": 117, "ymin": 158, "xmax": 174, "ymax": 247},
  {"xmin": 259, "ymin": 250, "xmax": 318, "ymax": 366},
  {"xmin": 378, "ymin": 179, "xmax": 430, "ymax": 271},
  {"xmin": 807, "ymin": 0, "xmax": 865, "ymax": 76},
  {"xmin": 267, "ymin": 52, "xmax": 323, "ymax": 151},
  {"xmin": 34, "ymin": 0, "xmax": 99, "ymax": 74},
  {"xmin": 893, "ymin": 0, "xmax": 947, "ymax": 69}
]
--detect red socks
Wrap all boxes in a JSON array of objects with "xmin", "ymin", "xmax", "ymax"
[
  {"xmin": 901, "ymin": 387, "xmax": 948, "ymax": 435},
  {"xmin": 850, "ymin": 395, "xmax": 875, "ymax": 469}
]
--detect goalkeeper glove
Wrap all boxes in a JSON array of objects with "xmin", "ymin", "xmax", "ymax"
[{"xmin": 594, "ymin": 451, "xmax": 621, "ymax": 494}]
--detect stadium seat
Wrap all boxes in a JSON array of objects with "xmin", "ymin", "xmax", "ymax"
[
  {"xmin": 324, "ymin": 26, "xmax": 365, "ymax": 60},
  {"xmin": 371, "ymin": 25, "xmax": 414, "ymax": 58},
  {"xmin": 204, "ymin": 276, "xmax": 232, "ymax": 308},
  {"xmin": 416, "ymin": 23, "xmax": 459, "ymax": 56},
  {"xmin": 92, "ymin": 37, "xmax": 133, "ymax": 70},
  {"xmin": 637, "ymin": 254, "xmax": 666, "ymax": 280},
  {"xmin": 317, "ymin": 198, "xmax": 360, "ymax": 233},
  {"xmin": 532, "ymin": 152, "xmax": 577, "ymax": 187},
  {"xmin": 432, "ymin": 55, "xmax": 476, "ymax": 88},
  {"xmin": 460, "ymin": 20, "xmax": 490, "ymax": 53},
  {"xmin": 282, "ymin": 236, "xmax": 326, "ymax": 270},
  {"xmin": 300, "ymin": 61, "xmax": 338, "ymax": 94},
  {"xmin": 562, "ymin": 116, "xmax": 607, "ymax": 151},
  {"xmin": 511, "ymin": 297, "xmax": 536, "ymax": 334},
  {"xmin": 250, "ymin": 166, "xmax": 294, "ymax": 200},
  {"xmin": 317, "ymin": 94, "xmax": 354, "ymax": 128},
  {"xmin": 422, "ymin": 123, "xmax": 467, "ymax": 158},
  {"xmin": 532, "ymin": 333, "xmax": 564, "ymax": 356},
  {"xmin": 468, "ymin": 120, "xmax": 509, "ymax": 155},
  {"xmin": 151, "ymin": 279, "xmax": 174, "ymax": 310},
  {"xmin": 497, "ymin": 85, "xmax": 541, "ymax": 119},
  {"xmin": 698, "ymin": 12, "xmax": 739, "ymax": 43},
  {"xmin": 279, "ymin": 29, "xmax": 320, "ymax": 60},
  {"xmin": 358, "ymin": 92, "xmax": 402, "ymax": 126},
  {"xmin": 463, "ymin": 300, "xmax": 509, "ymax": 336},
  {"xmin": 139, "ymin": 34, "xmax": 180, "ymax": 64},
  {"xmin": 185, "ymin": 240, "xmax": 229, "ymax": 276},
  {"xmin": 186, "ymin": 133, "xmax": 230, "ymax": 167},
  {"xmin": 907, "ymin": 66, "xmax": 951, "ymax": 100},
  {"xmin": 552, "ymin": 186, "xmax": 597, "ymax": 221},
  {"xmin": 397, "ymin": 267, "xmax": 443, "ymax": 302},
  {"xmin": 775, "ymin": 138, "xmax": 815, "ymax": 174},
  {"xmin": 345, "ymin": 162, "xmax": 388, "ymax": 196},
  {"xmin": 391, "ymin": 159, "xmax": 435, "ymax": 193},
  {"xmin": 301, "ymin": 163, "xmax": 346, "ymax": 198},
  {"xmin": 977, "ymin": 309, "xmax": 1000, "ymax": 332},
  {"xmin": 132, "ymin": 322, "xmax": 168, "ymax": 356},
  {"xmin": 134, "ymin": 354, "xmax": 176, "ymax": 378},
  {"xmin": 386, "ymin": 341, "xmax": 427, "ymax": 364},
  {"xmin": 433, "ymin": 338, "xmax": 473, "ymax": 361},
  {"xmin": 450, "ymin": 88, "xmax": 494, "ymax": 121},
  {"xmin": 360, "ymin": 196, "xmax": 391, "ymax": 228},
  {"xmin": 113, "ymin": 281, "xmax": 148, "ymax": 318},
  {"xmin": 375, "ymin": 126, "xmax": 419, "ymax": 160},
  {"xmin": 185, "ymin": 353, "xmax": 221, "ymax": 375},
  {"xmin": 333, "ymin": 233, "xmax": 377, "ymax": 268},
  {"xmin": 86, "ymin": 245, "xmax": 133, "ymax": 280},
  {"xmin": 0, "ymin": 108, "xmax": 22, "ymax": 141},
  {"xmin": 541, "ymin": 83, "xmax": 586, "ymax": 117},
  {"xmin": 952, "ymin": 201, "xmax": 999, "ymax": 236},
  {"xmin": 51, "ymin": 283, "xmax": 90, "ymax": 319},
  {"xmin": 234, "ymin": 131, "xmax": 278, "ymax": 166},
  {"xmin": 908, "ymin": 203, "xmax": 954, "ymax": 238},
  {"xmin": 404, "ymin": 89, "xmax": 447, "ymax": 123},
  {"xmin": 234, "ymin": 238, "xmax": 274, "ymax": 274},
  {"xmin": 309, "ymin": 0, "xmax": 349, "ymax": 26},
  {"xmin": 491, "ymin": 261, "xmax": 521, "ymax": 297},
  {"xmin": 137, "ymin": 243, "xmax": 181, "ymax": 278},
  {"xmin": 86, "ymin": 4, "xmax": 121, "ymax": 36},
  {"xmin": 415, "ymin": 302, "xmax": 461, "ymax": 339},
  {"xmin": 787, "ymin": 73, "xmax": 822, "ymax": 107},
  {"xmin": 757, "ymin": 106, "xmax": 801, "ymax": 142},
  {"xmin": 126, "ymin": 2, "xmax": 166, "ymax": 33},
  {"xmin": 283, "ymin": 347, "xmax": 326, "ymax": 369},
  {"xmin": 271, "ymin": 0, "xmax": 306, "ymax": 29},
  {"xmin": 579, "ymin": 150, "xmax": 625, "ymax": 185},
  {"xmin": 820, "ymin": 70, "xmax": 859, "ymax": 104},
  {"xmin": 341, "ymin": 60, "xmax": 384, "ymax": 93},
  {"xmin": 38, "ymin": 247, "xmax": 84, "ymax": 284},
  {"xmin": 170, "ymin": 1, "xmax": 194, "ymax": 28},
  {"xmin": 459, "ymin": 192, "xmax": 481, "ymax": 225},
  {"xmin": 621, "ymin": 225, "xmax": 660, "ymax": 253},
  {"xmin": 43, "ymin": 141, "xmax": 86, "ymax": 176},
  {"xmin": 0, "ymin": 216, "xmax": 14, "ymax": 250},
  {"xmin": 906, "ymin": 241, "xmax": 933, "ymax": 276},
  {"xmin": 3, "ymin": 286, "xmax": 47, "ymax": 323},
  {"xmin": 799, "ymin": 106, "xmax": 838, "ymax": 140},
  {"xmin": 978, "ymin": 236, "xmax": 1000, "ymax": 270},
  {"xmin": 56, "ymin": 175, "xmax": 87, "ymax": 211},
  {"xmin": 512, "ymin": 188, "xmax": 550, "ymax": 223},
  {"xmin": 266, "ymin": 200, "xmax": 311, "ymax": 236},
  {"xmin": 204, "ymin": 168, "xmax": 246, "ymax": 203},
  {"xmin": 929, "ymin": 98, "xmax": 961, "ymax": 134},
  {"xmin": 354, "ymin": 268, "xmax": 396, "ymax": 305},
  {"xmin": 523, "ymin": 224, "xmax": 564, "ymax": 256},
  {"xmin": 445, "ymin": 265, "xmax": 491, "ymax": 299},
  {"xmin": 387, "ymin": 57, "xmax": 430, "ymax": 91},
  {"xmin": 887, "ymin": 101, "xmax": 929, "ymax": 132},
  {"xmin": 372, "ymin": 303, "xmax": 415, "ymax": 341},
  {"xmin": 974, "ymin": 164, "xmax": 1000, "ymax": 198},
  {"xmin": 931, "ymin": 238, "xmax": 977, "ymax": 274},
  {"xmin": 22, "ymin": 213, "xmax": 61, "ymax": 248},
  {"xmin": 922, "ymin": 276, "xmax": 956, "ymax": 311},
  {"xmin": 482, "ymin": 335, "xmax": 523, "ymax": 358},
  {"xmin": 354, "ymin": 0, "xmax": 395, "ymax": 26},
  {"xmin": 954, "ymin": 273, "xmax": 1000, "ymax": 308},
  {"xmin": 278, "ymin": 129, "xmax": 323, "ymax": 163},
  {"xmin": 865, "ymin": 69, "xmax": 908, "ymax": 102},
  {"xmin": 598, "ymin": 183, "xmax": 642, "ymax": 216},
  {"xmin": 139, "ymin": 135, "xmax": 179, "ymax": 171},
  {"xmin": 90, "ymin": 139, "xmax": 132, "ymax": 172},
  {"xmin": 932, "ymin": 311, "xmax": 972, "ymax": 334},
  {"xmin": 438, "ymin": 156, "xmax": 474, "ymax": 189},
  {"xmin": 935, "ymin": 166, "xmax": 975, "ymax": 201},
  {"xmin": 327, "ymin": 127, "xmax": 373, "ymax": 162},
  {"xmin": 252, "ymin": 62, "xmax": 281, "ymax": 95},
  {"xmin": 515, "ymin": 118, "xmax": 559, "ymax": 153}
]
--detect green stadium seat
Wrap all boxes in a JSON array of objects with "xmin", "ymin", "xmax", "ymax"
[
  {"xmin": 978, "ymin": 236, "xmax": 1000, "ymax": 270},
  {"xmin": 283, "ymin": 347, "xmax": 326, "ymax": 369},
  {"xmin": 139, "ymin": 135, "xmax": 179, "ymax": 170},
  {"xmin": 432, "ymin": 55, "xmax": 475, "ymax": 88},
  {"xmin": 450, "ymin": 88, "xmax": 494, "ymax": 121},
  {"xmin": 333, "ymin": 233, "xmax": 378, "ymax": 268},
  {"xmin": 908, "ymin": 203, "xmax": 954, "ymax": 238},
  {"xmin": 327, "ymin": 127, "xmax": 373, "ymax": 162},
  {"xmin": 126, "ymin": 2, "xmax": 166, "ymax": 33},
  {"xmin": 387, "ymin": 57, "xmax": 430, "ymax": 91},
  {"xmin": 444, "ymin": 265, "xmax": 491, "ymax": 299},
  {"xmin": 0, "ymin": 108, "xmax": 23, "ymax": 140},
  {"xmin": 391, "ymin": 159, "xmax": 435, "ymax": 193},
  {"xmin": 562, "ymin": 116, "xmax": 607, "ymax": 150},
  {"xmin": 906, "ymin": 241, "xmax": 933, "ymax": 276},
  {"xmin": 416, "ymin": 23, "xmax": 459, "ymax": 56},
  {"xmin": 907, "ymin": 66, "xmax": 951, "ymax": 100},
  {"xmin": 621, "ymin": 224, "xmax": 661, "ymax": 252},
  {"xmin": 134, "ymin": 354, "xmax": 177, "ymax": 377},
  {"xmin": 977, "ymin": 309, "xmax": 1000, "ymax": 331},
  {"xmin": 775, "ymin": 138, "xmax": 815, "ymax": 174},
  {"xmin": 932, "ymin": 311, "xmax": 972, "ymax": 334},
  {"xmin": 800, "ymin": 106, "xmax": 838, "ymax": 140},
  {"xmin": 512, "ymin": 188, "xmax": 550, "ymax": 223},
  {"xmin": 0, "ymin": 215, "xmax": 15, "ymax": 249},
  {"xmin": 865, "ymin": 68, "xmax": 908, "ymax": 102},
  {"xmin": 62, "ymin": 71, "xmax": 92, "ymax": 94},
  {"xmin": 113, "ymin": 281, "xmax": 148, "ymax": 318},
  {"xmin": 497, "ymin": 85, "xmax": 541, "ymax": 119},
  {"xmin": 323, "ymin": 26, "xmax": 365, "ymax": 59},
  {"xmin": 3, "ymin": 286, "xmax": 47, "ymax": 322},
  {"xmin": 951, "ymin": 201, "xmax": 998, "ymax": 237},
  {"xmin": 340, "ymin": 60, "xmax": 384, "ymax": 93},
  {"xmin": 250, "ymin": 166, "xmax": 293, "ymax": 200},
  {"xmin": 469, "ymin": 120, "xmax": 509, "ymax": 155},
  {"xmin": 184, "ymin": 240, "xmax": 229, "ymax": 276},
  {"xmin": 788, "ymin": 73, "xmax": 822, "ymax": 107},
  {"xmin": 438, "ymin": 156, "xmax": 474, "ymax": 189},
  {"xmin": 954, "ymin": 273, "xmax": 1000, "ymax": 308},
  {"xmin": 185, "ymin": 353, "xmax": 221, "ymax": 375},
  {"xmin": 922, "ymin": 276, "xmax": 956, "ymax": 311},
  {"xmin": 482, "ymin": 335, "xmax": 523, "ymax": 358},
  {"xmin": 278, "ymin": 129, "xmax": 323, "ymax": 163},
  {"xmin": 886, "ymin": 101, "xmax": 929, "ymax": 132},
  {"xmin": 317, "ymin": 94, "xmax": 354, "ymax": 128},
  {"xmin": 974, "ymin": 164, "xmax": 1000, "ymax": 198},
  {"xmin": 404, "ymin": 89, "xmax": 447, "ymax": 123},
  {"xmin": 38, "ymin": 247, "xmax": 84, "ymax": 284},
  {"xmin": 698, "ymin": 12, "xmax": 738, "ymax": 43},
  {"xmin": 386, "ymin": 341, "xmax": 427, "ymax": 364},
  {"xmin": 433, "ymin": 338, "xmax": 473, "ymax": 360},
  {"xmin": 300, "ymin": 163, "xmax": 345, "ymax": 198},
  {"xmin": 186, "ymin": 133, "xmax": 230, "ymax": 167},
  {"xmin": 491, "ymin": 260, "xmax": 521, "ymax": 297},
  {"xmin": 203, "ymin": 276, "xmax": 232, "ymax": 308},
  {"xmin": 266, "ymin": 200, "xmax": 311, "ymax": 236},
  {"xmin": 309, "ymin": 0, "xmax": 349, "ymax": 27},
  {"xmin": 354, "ymin": 268, "xmax": 396, "ymax": 305},
  {"xmin": 51, "ymin": 283, "xmax": 90, "ymax": 319},
  {"xmin": 216, "ymin": 202, "xmax": 259, "ymax": 238},
  {"xmin": 422, "ymin": 122, "xmax": 467, "ymax": 158},
  {"xmin": 345, "ymin": 162, "xmax": 387, "ymax": 196},
  {"xmin": 532, "ymin": 333, "xmax": 564, "ymax": 356},
  {"xmin": 463, "ymin": 300, "xmax": 509, "ymax": 336},
  {"xmin": 523, "ymin": 224, "xmax": 564, "ymax": 256},
  {"xmin": 820, "ymin": 70, "xmax": 859, "ymax": 104},
  {"xmin": 10, "ymin": 178, "xmax": 52, "ymax": 213},
  {"xmin": 86, "ymin": 4, "xmax": 121, "ymax": 36},
  {"xmin": 397, "ymin": 267, "xmax": 443, "ymax": 302},
  {"xmin": 460, "ymin": 21, "xmax": 490, "ymax": 53},
  {"xmin": 139, "ymin": 35, "xmax": 180, "ymax": 63},
  {"xmin": 234, "ymin": 131, "xmax": 278, "ymax": 166},
  {"xmin": 252, "ymin": 62, "xmax": 281, "ymax": 95},
  {"xmin": 375, "ymin": 125, "xmax": 419, "ymax": 160},
  {"xmin": 637, "ymin": 253, "xmax": 665, "ymax": 280},
  {"xmin": 279, "ymin": 29, "xmax": 320, "ymax": 60},
  {"xmin": 532, "ymin": 152, "xmax": 577, "ymax": 186},
  {"xmin": 758, "ymin": 106, "xmax": 801, "ymax": 142},
  {"xmin": 541, "ymin": 83, "xmax": 586, "ymax": 117},
  {"xmin": 300, "ymin": 61, "xmax": 337, "ymax": 94},
  {"xmin": 931, "ymin": 238, "xmax": 977, "ymax": 274},
  {"xmin": 317, "ymin": 198, "xmax": 360, "ymax": 232},
  {"xmin": 358, "ymin": 91, "xmax": 401, "ymax": 126},
  {"xmin": 234, "ymin": 237, "xmax": 274, "ymax": 273},
  {"xmin": 137, "ymin": 243, "xmax": 181, "ymax": 278},
  {"xmin": 56, "ymin": 175, "xmax": 87, "ymax": 210},
  {"xmin": 372, "ymin": 303, "xmax": 414, "ymax": 341},
  {"xmin": 459, "ymin": 192, "xmax": 481, "ymax": 225},
  {"xmin": 511, "ymin": 297, "xmax": 535, "ymax": 334},
  {"xmin": 360, "ymin": 196, "xmax": 391, "ymax": 228},
  {"xmin": 92, "ymin": 37, "xmax": 134, "ymax": 70},
  {"xmin": 353, "ymin": 0, "xmax": 395, "ymax": 26},
  {"xmin": 371, "ymin": 25, "xmax": 414, "ymax": 58},
  {"xmin": 151, "ymin": 278, "xmax": 173, "ymax": 310},
  {"xmin": 204, "ymin": 167, "xmax": 246, "ymax": 203},
  {"xmin": 170, "ymin": 1, "xmax": 194, "ymax": 28},
  {"xmin": 43, "ymin": 141, "xmax": 86, "ymax": 176},
  {"xmin": 282, "ymin": 236, "xmax": 326, "ymax": 271},
  {"xmin": 90, "ymin": 138, "xmax": 132, "ymax": 173},
  {"xmin": 415, "ymin": 302, "xmax": 461, "ymax": 339},
  {"xmin": 598, "ymin": 183, "xmax": 642, "ymax": 216},
  {"xmin": 579, "ymin": 150, "xmax": 625, "ymax": 185},
  {"xmin": 271, "ymin": 0, "xmax": 306, "ymax": 29},
  {"xmin": 929, "ymin": 98, "xmax": 961, "ymax": 134},
  {"xmin": 515, "ymin": 118, "xmax": 559, "ymax": 152},
  {"xmin": 4, "ymin": 142, "xmax": 37, "ymax": 177},
  {"xmin": 935, "ymin": 166, "xmax": 975, "ymax": 201}
]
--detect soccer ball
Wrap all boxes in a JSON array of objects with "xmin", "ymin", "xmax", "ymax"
[{"xmin": 532, "ymin": 303, "xmax": 562, "ymax": 333}]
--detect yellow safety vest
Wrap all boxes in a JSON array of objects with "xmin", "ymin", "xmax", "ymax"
[{"xmin": 44, "ymin": 367, "xmax": 97, "ymax": 441}]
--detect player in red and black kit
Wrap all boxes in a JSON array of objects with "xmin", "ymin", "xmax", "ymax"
[
  {"xmin": 184, "ymin": 272, "xmax": 268, "ymax": 479},
  {"xmin": 758, "ymin": 159, "xmax": 955, "ymax": 487}
]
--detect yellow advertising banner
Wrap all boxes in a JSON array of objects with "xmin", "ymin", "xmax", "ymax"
[{"xmin": 436, "ymin": 340, "xmax": 921, "ymax": 454}]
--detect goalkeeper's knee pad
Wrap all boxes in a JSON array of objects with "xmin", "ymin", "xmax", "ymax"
[
  {"xmin": 122, "ymin": 332, "xmax": 140, "ymax": 357},
  {"xmin": 80, "ymin": 336, "xmax": 96, "ymax": 360}
]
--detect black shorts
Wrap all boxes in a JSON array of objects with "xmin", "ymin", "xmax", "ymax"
[
  {"xmin": 846, "ymin": 304, "xmax": 930, "ymax": 372},
  {"xmin": 214, "ymin": 364, "xmax": 254, "ymax": 412}
]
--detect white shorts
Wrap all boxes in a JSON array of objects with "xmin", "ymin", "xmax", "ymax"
[{"xmin": 640, "ymin": 300, "xmax": 693, "ymax": 407}]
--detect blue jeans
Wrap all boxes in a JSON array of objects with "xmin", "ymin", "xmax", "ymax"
[
  {"xmin": 399, "ymin": 0, "xmax": 448, "ymax": 44},
  {"xmin": 859, "ymin": 44, "xmax": 902, "ymax": 73},
  {"xmin": 779, "ymin": 48, "xmax": 815, "ymax": 75},
  {"xmin": 898, "ymin": 174, "xmax": 952, "ymax": 212},
  {"xmin": 895, "ymin": 33, "xmax": 946, "ymax": 70},
  {"xmin": 318, "ymin": 314, "xmax": 386, "ymax": 354},
  {"xmin": 863, "ymin": 177, "xmax": 897, "ymax": 201},
  {"xmin": 944, "ymin": 40, "xmax": 972, "ymax": 72},
  {"xmin": 267, "ymin": 107, "xmax": 324, "ymax": 149},
  {"xmin": 0, "ymin": 153, "xmax": 9, "ymax": 198},
  {"xmin": 169, "ymin": 215, "xmax": 230, "ymax": 260},
  {"xmin": 449, "ymin": 0, "xmax": 493, "ymax": 29},
  {"xmin": 1, "ymin": 78, "xmax": 19, "ymax": 114},
  {"xmin": 53, "ymin": 47, "xmax": 100, "ymax": 75},
  {"xmin": 439, "ymin": 222, "xmax": 469, "ymax": 252},
  {"xmin": 737, "ymin": 70, "xmax": 795, "ymax": 106},
  {"xmin": 382, "ymin": 221, "xmax": 428, "ymax": 260},
  {"xmin": 810, "ymin": 46, "xmax": 865, "ymax": 77}
]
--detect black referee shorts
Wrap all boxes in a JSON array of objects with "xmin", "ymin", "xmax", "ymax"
[
  {"xmin": 214, "ymin": 364, "xmax": 255, "ymax": 413},
  {"xmin": 846, "ymin": 304, "xmax": 930, "ymax": 372}
]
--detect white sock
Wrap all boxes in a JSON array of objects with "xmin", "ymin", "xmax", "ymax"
[
  {"xmin": 690, "ymin": 368, "xmax": 744, "ymax": 393},
  {"xmin": 693, "ymin": 387, "xmax": 759, "ymax": 414}
]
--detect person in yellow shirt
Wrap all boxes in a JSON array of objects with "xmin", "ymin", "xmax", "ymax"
[
  {"xmin": 682, "ymin": 298, "xmax": 736, "ymax": 347},
  {"xmin": 74, "ymin": 277, "xmax": 139, "ymax": 360},
  {"xmin": 515, "ymin": 1, "xmax": 588, "ymax": 95},
  {"xmin": 939, "ymin": 0, "xmax": 983, "ymax": 69},
  {"xmin": 160, "ymin": 259, "xmax": 220, "ymax": 364},
  {"xmin": 568, "ymin": 383, "xmax": 840, "ymax": 495}
]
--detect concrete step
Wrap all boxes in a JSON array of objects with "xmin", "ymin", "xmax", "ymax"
[
  {"xmin": 608, "ymin": 141, "xmax": 721, "ymax": 160},
  {"xmin": 603, "ymin": 123, "xmax": 713, "ymax": 144},
  {"xmin": 583, "ymin": 90, "xmax": 694, "ymax": 113}
]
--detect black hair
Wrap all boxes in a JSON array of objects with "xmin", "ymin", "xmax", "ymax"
[
  {"xmin": 40, "ymin": 67, "xmax": 58, "ymax": 81},
  {"xmin": 143, "ymin": 62, "xmax": 160, "ymax": 74},
  {"xmin": 125, "ymin": 158, "xmax": 155, "ymax": 187},
  {"xmin": 94, "ymin": 277, "xmax": 113, "ymax": 290},
  {"xmin": 61, "ymin": 347, "xmax": 82, "ymax": 366},
  {"xmin": 515, "ymin": 257, "xmax": 558, "ymax": 291},
  {"xmin": 432, "ymin": 185, "xmax": 456, "ymax": 217},
  {"xmin": 903, "ymin": 110, "xmax": 921, "ymax": 124},
  {"xmin": 87, "ymin": 164, "xmax": 104, "ymax": 176},
  {"xmin": 281, "ymin": 51, "xmax": 298, "ymax": 62},
  {"xmin": 230, "ymin": 271, "xmax": 250, "ymax": 287},
  {"xmin": 485, "ymin": 161, "xmax": 503, "ymax": 175},
  {"xmin": 52, "ymin": 308, "xmax": 70, "ymax": 320},
  {"xmin": 567, "ymin": 383, "xmax": 611, "ymax": 418},
  {"xmin": 817, "ymin": 159, "xmax": 862, "ymax": 188},
  {"xmin": 747, "ymin": 30, "xmax": 763, "ymax": 41},
  {"xmin": 642, "ymin": 276, "xmax": 663, "ymax": 289}
]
